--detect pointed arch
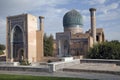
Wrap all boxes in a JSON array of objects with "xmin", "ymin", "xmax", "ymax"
[
  {"xmin": 10, "ymin": 24, "xmax": 24, "ymax": 61},
  {"xmin": 11, "ymin": 24, "xmax": 24, "ymax": 43}
]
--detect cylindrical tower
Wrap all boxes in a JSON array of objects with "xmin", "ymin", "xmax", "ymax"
[
  {"xmin": 36, "ymin": 16, "xmax": 44, "ymax": 61},
  {"xmin": 89, "ymin": 8, "xmax": 96, "ymax": 44},
  {"xmin": 39, "ymin": 16, "xmax": 44, "ymax": 31}
]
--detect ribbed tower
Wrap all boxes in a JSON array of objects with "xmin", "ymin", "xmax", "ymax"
[{"xmin": 89, "ymin": 8, "xmax": 96, "ymax": 44}]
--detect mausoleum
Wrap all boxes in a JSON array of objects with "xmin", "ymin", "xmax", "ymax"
[{"xmin": 56, "ymin": 8, "xmax": 105, "ymax": 57}]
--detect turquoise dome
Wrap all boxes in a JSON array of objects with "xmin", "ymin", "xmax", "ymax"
[{"xmin": 63, "ymin": 9, "xmax": 83, "ymax": 27}]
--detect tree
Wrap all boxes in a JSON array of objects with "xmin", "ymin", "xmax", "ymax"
[
  {"xmin": 48, "ymin": 34, "xmax": 54, "ymax": 56},
  {"xmin": 0, "ymin": 44, "xmax": 5, "ymax": 50},
  {"xmin": 0, "ymin": 44, "xmax": 5, "ymax": 55},
  {"xmin": 87, "ymin": 40, "xmax": 120, "ymax": 59},
  {"xmin": 44, "ymin": 33, "xmax": 54, "ymax": 56}
]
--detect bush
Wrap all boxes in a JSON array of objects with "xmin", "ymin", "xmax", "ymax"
[
  {"xmin": 20, "ymin": 60, "xmax": 31, "ymax": 65},
  {"xmin": 0, "ymin": 44, "xmax": 5, "ymax": 50},
  {"xmin": 0, "ymin": 50, "xmax": 4, "ymax": 55},
  {"xmin": 87, "ymin": 40, "xmax": 120, "ymax": 59},
  {"xmin": 0, "ymin": 44, "xmax": 5, "ymax": 55},
  {"xmin": 47, "ymin": 60, "xmax": 52, "ymax": 63}
]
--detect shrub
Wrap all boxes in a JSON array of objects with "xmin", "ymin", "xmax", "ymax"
[
  {"xmin": 20, "ymin": 60, "xmax": 31, "ymax": 65},
  {"xmin": 87, "ymin": 40, "xmax": 120, "ymax": 59},
  {"xmin": 47, "ymin": 60, "xmax": 52, "ymax": 63},
  {"xmin": 0, "ymin": 50, "xmax": 4, "ymax": 55}
]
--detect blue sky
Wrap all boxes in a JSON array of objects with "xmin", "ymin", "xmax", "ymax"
[{"xmin": 0, "ymin": 0, "xmax": 120, "ymax": 44}]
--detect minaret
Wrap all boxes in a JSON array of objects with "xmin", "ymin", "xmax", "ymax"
[
  {"xmin": 39, "ymin": 16, "xmax": 44, "ymax": 31},
  {"xmin": 36, "ymin": 16, "xmax": 44, "ymax": 61},
  {"xmin": 89, "ymin": 8, "xmax": 96, "ymax": 44}
]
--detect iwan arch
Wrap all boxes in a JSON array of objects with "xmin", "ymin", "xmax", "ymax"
[
  {"xmin": 6, "ymin": 14, "xmax": 44, "ymax": 62},
  {"xmin": 10, "ymin": 24, "xmax": 24, "ymax": 61}
]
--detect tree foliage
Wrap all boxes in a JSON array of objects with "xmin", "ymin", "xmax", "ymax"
[
  {"xmin": 44, "ymin": 33, "xmax": 54, "ymax": 56},
  {"xmin": 87, "ymin": 40, "xmax": 120, "ymax": 59},
  {"xmin": 0, "ymin": 44, "xmax": 5, "ymax": 50},
  {"xmin": 0, "ymin": 50, "xmax": 4, "ymax": 55},
  {"xmin": 0, "ymin": 44, "xmax": 5, "ymax": 55}
]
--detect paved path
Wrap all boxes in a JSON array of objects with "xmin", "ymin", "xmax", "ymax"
[
  {"xmin": 63, "ymin": 63, "xmax": 120, "ymax": 75},
  {"xmin": 0, "ymin": 70, "xmax": 120, "ymax": 80}
]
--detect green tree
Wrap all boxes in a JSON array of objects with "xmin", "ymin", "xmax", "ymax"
[
  {"xmin": 0, "ymin": 44, "xmax": 5, "ymax": 50},
  {"xmin": 48, "ymin": 34, "xmax": 54, "ymax": 56},
  {"xmin": 44, "ymin": 33, "xmax": 54, "ymax": 56},
  {"xmin": 87, "ymin": 40, "xmax": 120, "ymax": 59},
  {"xmin": 0, "ymin": 44, "xmax": 5, "ymax": 55}
]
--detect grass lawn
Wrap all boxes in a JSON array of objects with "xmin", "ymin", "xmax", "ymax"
[{"xmin": 0, "ymin": 74, "xmax": 90, "ymax": 80}]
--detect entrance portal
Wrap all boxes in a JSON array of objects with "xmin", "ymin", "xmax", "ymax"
[
  {"xmin": 11, "ymin": 25, "xmax": 24, "ymax": 61},
  {"xmin": 18, "ymin": 49, "xmax": 24, "ymax": 62}
]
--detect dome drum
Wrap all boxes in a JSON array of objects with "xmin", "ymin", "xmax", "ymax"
[{"xmin": 64, "ymin": 26, "xmax": 83, "ymax": 34}]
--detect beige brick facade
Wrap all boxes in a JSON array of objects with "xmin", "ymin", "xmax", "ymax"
[{"xmin": 6, "ymin": 14, "xmax": 44, "ymax": 62}]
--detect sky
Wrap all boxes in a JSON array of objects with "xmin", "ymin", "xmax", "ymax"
[{"xmin": 0, "ymin": 0, "xmax": 120, "ymax": 44}]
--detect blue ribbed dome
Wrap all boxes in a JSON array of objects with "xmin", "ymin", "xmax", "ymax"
[{"xmin": 63, "ymin": 9, "xmax": 83, "ymax": 27}]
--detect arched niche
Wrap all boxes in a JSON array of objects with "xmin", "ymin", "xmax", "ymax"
[{"xmin": 11, "ymin": 25, "xmax": 24, "ymax": 61}]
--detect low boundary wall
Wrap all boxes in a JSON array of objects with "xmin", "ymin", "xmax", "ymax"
[
  {"xmin": 0, "ymin": 66, "xmax": 49, "ymax": 72},
  {"xmin": 0, "ymin": 56, "xmax": 6, "ymax": 61},
  {"xmin": 48, "ymin": 59, "xmax": 80, "ymax": 72},
  {"xmin": 0, "ymin": 62, "xmax": 14, "ymax": 66},
  {"xmin": 80, "ymin": 59, "xmax": 120, "ymax": 65},
  {"xmin": 0, "ymin": 59, "xmax": 119, "ymax": 73}
]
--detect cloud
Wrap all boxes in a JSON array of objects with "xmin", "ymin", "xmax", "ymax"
[
  {"xmin": 0, "ymin": 0, "xmax": 70, "ymax": 17},
  {"xmin": 0, "ymin": 0, "xmax": 70, "ymax": 44},
  {"xmin": 82, "ymin": 0, "xmax": 106, "ymax": 5},
  {"xmin": 0, "ymin": 19, "xmax": 5, "ymax": 27},
  {"xmin": 0, "ymin": 19, "xmax": 6, "ymax": 44},
  {"xmin": 40, "ymin": 7, "xmax": 68, "ymax": 37},
  {"xmin": 98, "ymin": 2, "xmax": 119, "ymax": 14},
  {"xmin": 96, "ymin": 1, "xmax": 120, "ymax": 22},
  {"xmin": 0, "ymin": 0, "xmax": 120, "ymax": 44},
  {"xmin": 97, "ymin": 10, "xmax": 120, "ymax": 21}
]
